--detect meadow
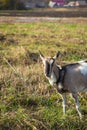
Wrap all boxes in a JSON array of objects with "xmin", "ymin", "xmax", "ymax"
[{"xmin": 0, "ymin": 22, "xmax": 87, "ymax": 130}]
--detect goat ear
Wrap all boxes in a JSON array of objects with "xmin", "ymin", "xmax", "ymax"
[
  {"xmin": 53, "ymin": 51, "xmax": 61, "ymax": 60},
  {"xmin": 39, "ymin": 51, "xmax": 45, "ymax": 61}
]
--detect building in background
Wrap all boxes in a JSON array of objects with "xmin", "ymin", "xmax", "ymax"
[
  {"xmin": 49, "ymin": 0, "xmax": 87, "ymax": 7},
  {"xmin": 19, "ymin": 0, "xmax": 49, "ymax": 8},
  {"xmin": 19, "ymin": 0, "xmax": 87, "ymax": 8},
  {"xmin": 0, "ymin": 0, "xmax": 86, "ymax": 10}
]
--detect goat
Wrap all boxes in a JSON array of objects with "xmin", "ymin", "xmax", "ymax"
[{"xmin": 40, "ymin": 51, "xmax": 87, "ymax": 118}]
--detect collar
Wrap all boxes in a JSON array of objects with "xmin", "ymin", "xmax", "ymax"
[
  {"xmin": 56, "ymin": 67, "xmax": 66, "ymax": 85},
  {"xmin": 56, "ymin": 67, "xmax": 69, "ymax": 94}
]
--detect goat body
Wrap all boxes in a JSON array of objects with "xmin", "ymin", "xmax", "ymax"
[
  {"xmin": 40, "ymin": 52, "xmax": 87, "ymax": 118},
  {"xmin": 52, "ymin": 62, "xmax": 87, "ymax": 93}
]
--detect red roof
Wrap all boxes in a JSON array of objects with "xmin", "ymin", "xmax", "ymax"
[{"xmin": 52, "ymin": 0, "xmax": 65, "ymax": 5}]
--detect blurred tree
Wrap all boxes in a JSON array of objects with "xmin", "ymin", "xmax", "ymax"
[
  {"xmin": 0, "ymin": 0, "xmax": 20, "ymax": 9},
  {"xmin": 9, "ymin": 0, "xmax": 15, "ymax": 9},
  {"xmin": 0, "ymin": 0, "xmax": 11, "ymax": 9}
]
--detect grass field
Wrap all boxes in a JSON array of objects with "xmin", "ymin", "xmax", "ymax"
[{"xmin": 0, "ymin": 22, "xmax": 87, "ymax": 130}]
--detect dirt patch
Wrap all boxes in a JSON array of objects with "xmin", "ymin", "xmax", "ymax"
[
  {"xmin": 0, "ymin": 7, "xmax": 87, "ymax": 23},
  {"xmin": 0, "ymin": 16, "xmax": 87, "ymax": 24},
  {"xmin": 0, "ymin": 33, "xmax": 18, "ymax": 44},
  {"xmin": 24, "ymin": 50, "xmax": 39, "ymax": 65},
  {"xmin": 0, "ymin": 7, "xmax": 87, "ymax": 17},
  {"xmin": 0, "ymin": 33, "xmax": 6, "ymax": 41}
]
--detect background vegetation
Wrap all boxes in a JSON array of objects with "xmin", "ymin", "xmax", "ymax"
[
  {"xmin": 0, "ymin": 0, "xmax": 26, "ymax": 10},
  {"xmin": 0, "ymin": 22, "xmax": 87, "ymax": 130},
  {"xmin": 0, "ymin": 0, "xmax": 81, "ymax": 10}
]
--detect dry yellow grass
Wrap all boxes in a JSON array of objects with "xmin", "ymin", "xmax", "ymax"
[{"xmin": 0, "ymin": 22, "xmax": 87, "ymax": 130}]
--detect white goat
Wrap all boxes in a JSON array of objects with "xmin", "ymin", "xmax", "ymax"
[{"xmin": 40, "ymin": 51, "xmax": 87, "ymax": 118}]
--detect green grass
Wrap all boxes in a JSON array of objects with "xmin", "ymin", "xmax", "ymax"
[{"xmin": 0, "ymin": 22, "xmax": 87, "ymax": 130}]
